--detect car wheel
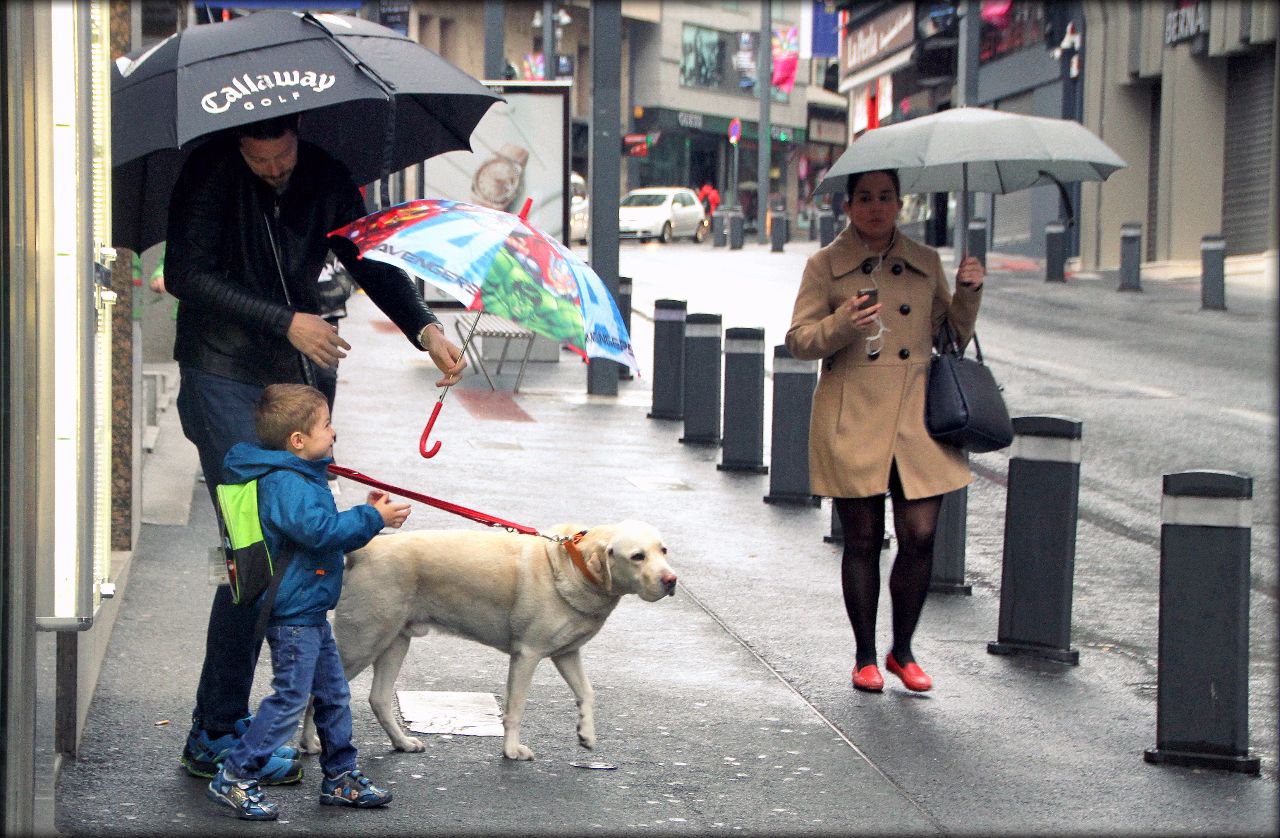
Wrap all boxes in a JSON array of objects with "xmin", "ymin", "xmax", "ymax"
[
  {"xmin": 659, "ymin": 222, "xmax": 673, "ymax": 244},
  {"xmin": 693, "ymin": 220, "xmax": 709, "ymax": 243}
]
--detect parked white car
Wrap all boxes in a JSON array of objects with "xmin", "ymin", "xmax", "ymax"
[
  {"xmin": 568, "ymin": 172, "xmax": 589, "ymax": 245},
  {"xmin": 619, "ymin": 186, "xmax": 708, "ymax": 243}
]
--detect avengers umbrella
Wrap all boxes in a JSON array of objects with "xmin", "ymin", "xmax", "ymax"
[
  {"xmin": 329, "ymin": 198, "xmax": 640, "ymax": 457},
  {"xmin": 112, "ymin": 9, "xmax": 501, "ymax": 253},
  {"xmin": 815, "ymin": 107, "xmax": 1126, "ymax": 251}
]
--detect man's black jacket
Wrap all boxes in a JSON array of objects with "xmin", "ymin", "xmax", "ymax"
[{"xmin": 165, "ymin": 137, "xmax": 440, "ymax": 386}]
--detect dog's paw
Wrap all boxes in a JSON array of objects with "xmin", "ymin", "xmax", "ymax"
[
  {"xmin": 394, "ymin": 736, "xmax": 426, "ymax": 753},
  {"xmin": 577, "ymin": 732, "xmax": 596, "ymax": 750},
  {"xmin": 503, "ymin": 743, "xmax": 535, "ymax": 761}
]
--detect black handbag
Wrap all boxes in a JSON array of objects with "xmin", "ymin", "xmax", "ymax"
[{"xmin": 925, "ymin": 322, "xmax": 1013, "ymax": 453}]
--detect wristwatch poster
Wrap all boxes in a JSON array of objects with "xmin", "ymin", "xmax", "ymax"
[{"xmin": 470, "ymin": 143, "xmax": 530, "ymax": 211}]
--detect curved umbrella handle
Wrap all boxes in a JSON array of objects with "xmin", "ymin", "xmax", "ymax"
[{"xmin": 419, "ymin": 400, "xmax": 444, "ymax": 458}]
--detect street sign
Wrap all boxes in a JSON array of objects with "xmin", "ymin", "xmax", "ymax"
[{"xmin": 728, "ymin": 117, "xmax": 741, "ymax": 146}]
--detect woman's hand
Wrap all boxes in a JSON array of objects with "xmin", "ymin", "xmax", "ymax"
[
  {"xmin": 956, "ymin": 256, "xmax": 985, "ymax": 290},
  {"xmin": 839, "ymin": 293, "xmax": 882, "ymax": 331}
]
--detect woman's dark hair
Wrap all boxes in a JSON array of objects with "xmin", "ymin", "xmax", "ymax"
[
  {"xmin": 846, "ymin": 169, "xmax": 901, "ymax": 202},
  {"xmin": 235, "ymin": 113, "xmax": 300, "ymax": 141}
]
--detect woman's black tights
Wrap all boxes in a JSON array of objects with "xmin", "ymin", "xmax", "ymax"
[{"xmin": 833, "ymin": 466, "xmax": 942, "ymax": 671}]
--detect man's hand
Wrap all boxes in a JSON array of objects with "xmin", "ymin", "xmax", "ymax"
[
  {"xmin": 368, "ymin": 491, "xmax": 411, "ymax": 529},
  {"xmin": 286, "ymin": 312, "xmax": 350, "ymax": 369},
  {"xmin": 956, "ymin": 256, "xmax": 985, "ymax": 290},
  {"xmin": 420, "ymin": 323, "xmax": 468, "ymax": 387}
]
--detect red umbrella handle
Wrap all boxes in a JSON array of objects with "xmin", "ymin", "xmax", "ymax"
[{"xmin": 419, "ymin": 400, "xmax": 444, "ymax": 458}]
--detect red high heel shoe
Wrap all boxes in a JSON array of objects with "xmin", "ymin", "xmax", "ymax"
[
  {"xmin": 851, "ymin": 664, "xmax": 884, "ymax": 692},
  {"xmin": 885, "ymin": 653, "xmax": 933, "ymax": 692}
]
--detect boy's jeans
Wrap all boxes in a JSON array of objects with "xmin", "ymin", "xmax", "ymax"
[
  {"xmin": 223, "ymin": 623, "xmax": 358, "ymax": 780},
  {"xmin": 176, "ymin": 366, "xmax": 264, "ymax": 732}
]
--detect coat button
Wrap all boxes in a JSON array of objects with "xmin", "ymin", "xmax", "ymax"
[
  {"xmin": 861, "ymin": 259, "xmax": 875, "ymax": 274},
  {"xmin": 892, "ymin": 263, "xmax": 904, "ymax": 275},
  {"xmin": 898, "ymin": 348, "xmax": 910, "ymax": 360},
  {"xmin": 899, "ymin": 303, "xmax": 911, "ymax": 315}
]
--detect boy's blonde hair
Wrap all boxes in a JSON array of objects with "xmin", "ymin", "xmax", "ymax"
[{"xmin": 255, "ymin": 384, "xmax": 327, "ymax": 451}]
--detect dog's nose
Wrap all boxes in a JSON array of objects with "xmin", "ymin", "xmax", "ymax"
[{"xmin": 662, "ymin": 572, "xmax": 677, "ymax": 595}]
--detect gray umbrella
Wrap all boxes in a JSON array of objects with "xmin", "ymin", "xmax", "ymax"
[
  {"xmin": 112, "ymin": 10, "xmax": 502, "ymax": 253},
  {"xmin": 815, "ymin": 107, "xmax": 1125, "ymax": 255}
]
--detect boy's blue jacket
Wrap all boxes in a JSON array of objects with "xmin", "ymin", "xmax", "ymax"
[{"xmin": 222, "ymin": 442, "xmax": 383, "ymax": 627}]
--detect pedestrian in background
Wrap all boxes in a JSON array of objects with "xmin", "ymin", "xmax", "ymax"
[
  {"xmin": 697, "ymin": 181, "xmax": 721, "ymax": 217},
  {"xmin": 207, "ymin": 384, "xmax": 408, "ymax": 820},
  {"xmin": 165, "ymin": 111, "xmax": 467, "ymax": 783},
  {"xmin": 785, "ymin": 169, "xmax": 985, "ymax": 693}
]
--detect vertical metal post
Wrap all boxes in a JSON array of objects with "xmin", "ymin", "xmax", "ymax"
[
  {"xmin": 930, "ymin": 480, "xmax": 972, "ymax": 595},
  {"xmin": 587, "ymin": 1, "xmax": 621, "ymax": 395},
  {"xmin": 808, "ymin": 213, "xmax": 817, "ymax": 241},
  {"xmin": 541, "ymin": 1, "xmax": 555, "ymax": 80},
  {"xmin": 819, "ymin": 212, "xmax": 836, "ymax": 247},
  {"xmin": 967, "ymin": 218, "xmax": 988, "ymax": 267},
  {"xmin": 1119, "ymin": 222, "xmax": 1143, "ymax": 292},
  {"xmin": 712, "ymin": 213, "xmax": 726, "ymax": 247},
  {"xmin": 679, "ymin": 314, "xmax": 723, "ymax": 446},
  {"xmin": 718, "ymin": 327, "xmax": 768, "ymax": 473},
  {"xmin": 1045, "ymin": 220, "xmax": 1067, "ymax": 282},
  {"xmin": 616, "ymin": 276, "xmax": 633, "ymax": 380},
  {"xmin": 764, "ymin": 345, "xmax": 820, "ymax": 506},
  {"xmin": 954, "ymin": 1, "xmax": 980, "ymax": 250},
  {"xmin": 1144, "ymin": 471, "xmax": 1259, "ymax": 774},
  {"xmin": 988, "ymin": 416, "xmax": 1083, "ymax": 664},
  {"xmin": 756, "ymin": 0, "xmax": 772, "ymax": 245},
  {"xmin": 647, "ymin": 299, "xmax": 686, "ymax": 420},
  {"xmin": 483, "ymin": 0, "xmax": 505, "ymax": 79},
  {"xmin": 1200, "ymin": 234, "xmax": 1227, "ymax": 310}
]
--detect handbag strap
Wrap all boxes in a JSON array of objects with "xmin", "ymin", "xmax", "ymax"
[{"xmin": 935, "ymin": 319, "xmax": 985, "ymax": 364}]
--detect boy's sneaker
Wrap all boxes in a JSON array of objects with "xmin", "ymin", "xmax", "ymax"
[
  {"xmin": 181, "ymin": 723, "xmax": 303, "ymax": 784},
  {"xmin": 319, "ymin": 769, "xmax": 393, "ymax": 808},
  {"xmin": 207, "ymin": 767, "xmax": 279, "ymax": 821}
]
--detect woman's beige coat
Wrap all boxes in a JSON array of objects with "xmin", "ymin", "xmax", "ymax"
[{"xmin": 785, "ymin": 225, "xmax": 982, "ymax": 500}]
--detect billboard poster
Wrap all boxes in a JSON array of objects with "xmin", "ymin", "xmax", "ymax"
[{"xmin": 418, "ymin": 82, "xmax": 570, "ymax": 243}]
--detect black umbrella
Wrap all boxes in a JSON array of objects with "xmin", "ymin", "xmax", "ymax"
[{"xmin": 112, "ymin": 10, "xmax": 502, "ymax": 253}]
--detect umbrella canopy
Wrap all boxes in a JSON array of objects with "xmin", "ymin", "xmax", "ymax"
[
  {"xmin": 815, "ymin": 107, "xmax": 1126, "ymax": 196},
  {"xmin": 330, "ymin": 199, "xmax": 640, "ymax": 373},
  {"xmin": 113, "ymin": 10, "xmax": 501, "ymax": 253}
]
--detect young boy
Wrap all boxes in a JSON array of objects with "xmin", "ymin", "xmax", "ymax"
[{"xmin": 207, "ymin": 384, "xmax": 411, "ymax": 821}]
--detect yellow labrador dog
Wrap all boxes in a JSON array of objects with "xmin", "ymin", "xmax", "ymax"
[{"xmin": 300, "ymin": 521, "xmax": 676, "ymax": 761}]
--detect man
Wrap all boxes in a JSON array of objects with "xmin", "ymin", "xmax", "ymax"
[{"xmin": 165, "ymin": 113, "xmax": 466, "ymax": 782}]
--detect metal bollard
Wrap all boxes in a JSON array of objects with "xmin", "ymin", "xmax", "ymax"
[
  {"xmin": 1119, "ymin": 222, "xmax": 1143, "ymax": 292},
  {"xmin": 771, "ymin": 213, "xmax": 786, "ymax": 252},
  {"xmin": 718, "ymin": 327, "xmax": 768, "ymax": 473},
  {"xmin": 988, "ymin": 416, "xmax": 1083, "ymax": 664},
  {"xmin": 967, "ymin": 218, "xmax": 988, "ymax": 267},
  {"xmin": 784, "ymin": 216, "xmax": 791, "ymax": 244},
  {"xmin": 819, "ymin": 212, "xmax": 836, "ymax": 247},
  {"xmin": 712, "ymin": 214, "xmax": 727, "ymax": 248},
  {"xmin": 930, "ymin": 478, "xmax": 972, "ymax": 595},
  {"xmin": 764, "ymin": 345, "xmax": 820, "ymax": 506},
  {"xmin": 729, "ymin": 213, "xmax": 745, "ymax": 250},
  {"xmin": 647, "ymin": 299, "xmax": 686, "ymax": 420},
  {"xmin": 1144, "ymin": 470, "xmax": 1259, "ymax": 774},
  {"xmin": 679, "ymin": 313, "xmax": 722, "ymax": 446},
  {"xmin": 1200, "ymin": 234, "xmax": 1227, "ymax": 310},
  {"xmin": 1045, "ymin": 220, "xmax": 1067, "ymax": 282},
  {"xmin": 617, "ymin": 276, "xmax": 634, "ymax": 380}
]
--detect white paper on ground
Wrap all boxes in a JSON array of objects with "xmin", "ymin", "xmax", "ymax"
[{"xmin": 397, "ymin": 690, "xmax": 504, "ymax": 737}]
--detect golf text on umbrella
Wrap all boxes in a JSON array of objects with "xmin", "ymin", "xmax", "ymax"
[{"xmin": 201, "ymin": 69, "xmax": 337, "ymax": 114}]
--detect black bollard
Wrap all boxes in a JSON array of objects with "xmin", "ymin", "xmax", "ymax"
[
  {"xmin": 679, "ymin": 313, "xmax": 722, "ymax": 446},
  {"xmin": 1119, "ymin": 222, "xmax": 1143, "ymax": 292},
  {"xmin": 712, "ymin": 214, "xmax": 727, "ymax": 248},
  {"xmin": 988, "ymin": 416, "xmax": 1083, "ymax": 664},
  {"xmin": 930, "ymin": 477, "xmax": 972, "ymax": 595},
  {"xmin": 729, "ymin": 212, "xmax": 744, "ymax": 250},
  {"xmin": 1200, "ymin": 234, "xmax": 1227, "ymax": 311},
  {"xmin": 718, "ymin": 327, "xmax": 768, "ymax": 473},
  {"xmin": 1045, "ymin": 220, "xmax": 1067, "ymax": 282},
  {"xmin": 764, "ymin": 345, "xmax": 820, "ymax": 506},
  {"xmin": 617, "ymin": 276, "xmax": 634, "ymax": 380},
  {"xmin": 819, "ymin": 212, "xmax": 836, "ymax": 247},
  {"xmin": 647, "ymin": 299, "xmax": 686, "ymax": 420},
  {"xmin": 1144, "ymin": 471, "xmax": 1259, "ymax": 774},
  {"xmin": 771, "ymin": 213, "xmax": 786, "ymax": 252},
  {"xmin": 784, "ymin": 216, "xmax": 791, "ymax": 244}
]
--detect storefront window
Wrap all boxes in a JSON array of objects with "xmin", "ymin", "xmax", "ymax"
[
  {"xmin": 680, "ymin": 24, "xmax": 790, "ymax": 103},
  {"xmin": 978, "ymin": 0, "xmax": 1046, "ymax": 64}
]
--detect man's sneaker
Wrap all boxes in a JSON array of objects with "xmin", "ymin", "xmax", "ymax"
[
  {"xmin": 319, "ymin": 769, "xmax": 393, "ymax": 808},
  {"xmin": 181, "ymin": 724, "xmax": 303, "ymax": 784},
  {"xmin": 207, "ymin": 767, "xmax": 279, "ymax": 821}
]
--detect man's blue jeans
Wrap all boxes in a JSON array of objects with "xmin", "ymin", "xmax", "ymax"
[
  {"xmin": 176, "ymin": 366, "xmax": 265, "ymax": 732},
  {"xmin": 222, "ymin": 624, "xmax": 358, "ymax": 780}
]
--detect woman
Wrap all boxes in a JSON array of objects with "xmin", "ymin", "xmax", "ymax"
[{"xmin": 785, "ymin": 170, "xmax": 985, "ymax": 693}]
